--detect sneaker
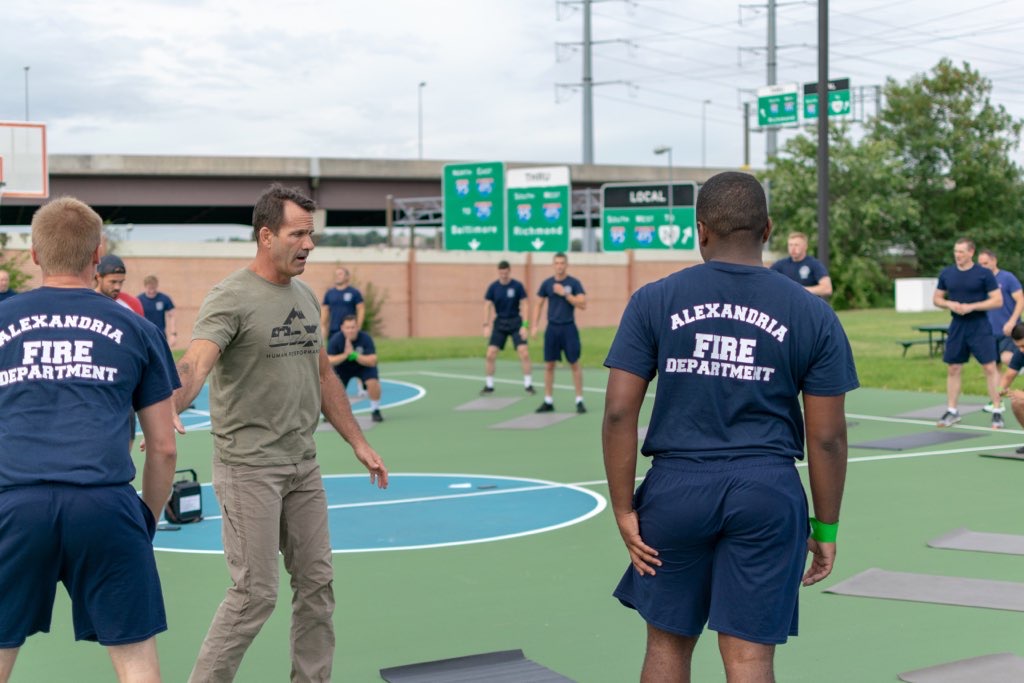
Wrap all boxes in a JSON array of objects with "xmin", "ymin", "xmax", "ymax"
[
  {"xmin": 576, "ymin": 401, "xmax": 587, "ymax": 414},
  {"xmin": 525, "ymin": 385, "xmax": 536, "ymax": 395},
  {"xmin": 982, "ymin": 402, "xmax": 997, "ymax": 414},
  {"xmin": 1015, "ymin": 445, "xmax": 1024, "ymax": 454},
  {"xmin": 992, "ymin": 412, "xmax": 1004, "ymax": 430},
  {"xmin": 371, "ymin": 409, "xmax": 384, "ymax": 423},
  {"xmin": 536, "ymin": 402, "xmax": 554, "ymax": 413},
  {"xmin": 937, "ymin": 410, "xmax": 961, "ymax": 427},
  {"xmin": 480, "ymin": 386, "xmax": 495, "ymax": 395}
]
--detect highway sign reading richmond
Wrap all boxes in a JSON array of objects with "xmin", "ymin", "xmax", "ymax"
[
  {"xmin": 443, "ymin": 161, "xmax": 505, "ymax": 251},
  {"xmin": 601, "ymin": 182, "xmax": 697, "ymax": 251},
  {"xmin": 506, "ymin": 166, "xmax": 571, "ymax": 253}
]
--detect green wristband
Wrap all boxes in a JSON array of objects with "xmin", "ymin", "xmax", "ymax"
[
  {"xmin": 522, "ymin": 320, "xmax": 529, "ymax": 329},
  {"xmin": 347, "ymin": 352, "xmax": 358, "ymax": 361},
  {"xmin": 810, "ymin": 517, "xmax": 839, "ymax": 543}
]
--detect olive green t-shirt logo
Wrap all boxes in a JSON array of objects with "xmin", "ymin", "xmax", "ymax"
[{"xmin": 270, "ymin": 307, "xmax": 319, "ymax": 348}]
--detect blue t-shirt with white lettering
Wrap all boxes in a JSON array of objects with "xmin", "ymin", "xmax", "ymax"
[
  {"xmin": 538, "ymin": 276, "xmax": 585, "ymax": 325},
  {"xmin": 323, "ymin": 286, "xmax": 364, "ymax": 335},
  {"xmin": 986, "ymin": 269, "xmax": 1022, "ymax": 336},
  {"xmin": 937, "ymin": 263, "xmax": 998, "ymax": 334},
  {"xmin": 770, "ymin": 255, "xmax": 829, "ymax": 287},
  {"xmin": 0, "ymin": 287, "xmax": 180, "ymax": 488},
  {"xmin": 605, "ymin": 261, "xmax": 858, "ymax": 461},
  {"xmin": 485, "ymin": 279, "xmax": 528, "ymax": 320},
  {"xmin": 138, "ymin": 291, "xmax": 175, "ymax": 333}
]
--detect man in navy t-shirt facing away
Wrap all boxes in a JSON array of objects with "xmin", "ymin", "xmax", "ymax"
[
  {"xmin": 602, "ymin": 171, "xmax": 858, "ymax": 682},
  {"xmin": 933, "ymin": 238, "xmax": 1004, "ymax": 428},
  {"xmin": 533, "ymin": 252, "xmax": 587, "ymax": 413},
  {"xmin": 0, "ymin": 197, "xmax": 179, "ymax": 681}
]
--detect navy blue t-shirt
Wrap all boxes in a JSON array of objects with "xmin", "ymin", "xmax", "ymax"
[
  {"xmin": 0, "ymin": 290, "xmax": 16, "ymax": 303},
  {"xmin": 0, "ymin": 287, "xmax": 180, "ymax": 488},
  {"xmin": 485, "ymin": 279, "xmax": 528, "ymax": 319},
  {"xmin": 770, "ymin": 255, "xmax": 828, "ymax": 287},
  {"xmin": 323, "ymin": 286, "xmax": 364, "ymax": 334},
  {"xmin": 937, "ymin": 263, "xmax": 999, "ymax": 332},
  {"xmin": 538, "ymin": 276, "xmax": 585, "ymax": 325},
  {"xmin": 327, "ymin": 330, "xmax": 376, "ymax": 377},
  {"xmin": 138, "ymin": 291, "xmax": 175, "ymax": 332},
  {"xmin": 605, "ymin": 261, "xmax": 859, "ymax": 461}
]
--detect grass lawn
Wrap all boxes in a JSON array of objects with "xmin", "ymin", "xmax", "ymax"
[{"xmin": 374, "ymin": 308, "xmax": 984, "ymax": 396}]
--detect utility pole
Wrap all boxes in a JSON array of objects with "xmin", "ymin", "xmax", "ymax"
[
  {"xmin": 766, "ymin": 0, "xmax": 777, "ymax": 160},
  {"xmin": 817, "ymin": 0, "xmax": 829, "ymax": 269},
  {"xmin": 582, "ymin": 0, "xmax": 593, "ymax": 164}
]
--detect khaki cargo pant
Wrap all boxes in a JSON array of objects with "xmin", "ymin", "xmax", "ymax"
[{"xmin": 189, "ymin": 458, "xmax": 334, "ymax": 683}]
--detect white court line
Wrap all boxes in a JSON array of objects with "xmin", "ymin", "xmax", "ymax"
[{"xmin": 402, "ymin": 370, "xmax": 611, "ymax": 395}]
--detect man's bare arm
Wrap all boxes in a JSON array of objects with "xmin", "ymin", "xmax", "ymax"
[
  {"xmin": 174, "ymin": 339, "xmax": 221, "ymax": 414},
  {"xmin": 603, "ymin": 368, "xmax": 659, "ymax": 576},
  {"xmin": 137, "ymin": 397, "xmax": 178, "ymax": 522},
  {"xmin": 807, "ymin": 275, "xmax": 833, "ymax": 297},
  {"xmin": 801, "ymin": 392, "xmax": 848, "ymax": 586},
  {"xmin": 319, "ymin": 349, "xmax": 388, "ymax": 488}
]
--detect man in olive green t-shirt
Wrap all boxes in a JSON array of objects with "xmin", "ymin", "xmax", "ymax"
[{"xmin": 172, "ymin": 184, "xmax": 388, "ymax": 683}]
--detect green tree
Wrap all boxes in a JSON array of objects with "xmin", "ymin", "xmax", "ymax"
[
  {"xmin": 871, "ymin": 59, "xmax": 1024, "ymax": 276},
  {"xmin": 763, "ymin": 124, "xmax": 918, "ymax": 309},
  {"xmin": 0, "ymin": 233, "xmax": 32, "ymax": 291}
]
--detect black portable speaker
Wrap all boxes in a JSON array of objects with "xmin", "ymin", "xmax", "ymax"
[{"xmin": 164, "ymin": 468, "xmax": 203, "ymax": 524}]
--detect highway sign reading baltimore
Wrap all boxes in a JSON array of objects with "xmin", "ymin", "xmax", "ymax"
[{"xmin": 443, "ymin": 161, "xmax": 505, "ymax": 251}]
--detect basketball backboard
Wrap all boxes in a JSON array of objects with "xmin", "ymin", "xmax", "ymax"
[{"xmin": 0, "ymin": 122, "xmax": 48, "ymax": 198}]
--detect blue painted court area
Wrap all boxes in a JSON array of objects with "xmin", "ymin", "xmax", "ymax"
[
  {"xmin": 171, "ymin": 378, "xmax": 426, "ymax": 432},
  {"xmin": 154, "ymin": 473, "xmax": 606, "ymax": 554}
]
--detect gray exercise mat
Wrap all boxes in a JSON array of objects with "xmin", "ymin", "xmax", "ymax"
[
  {"xmin": 895, "ymin": 403, "xmax": 986, "ymax": 420},
  {"xmin": 380, "ymin": 649, "xmax": 574, "ymax": 682},
  {"xmin": 490, "ymin": 413, "xmax": 576, "ymax": 430},
  {"xmin": 315, "ymin": 415, "xmax": 376, "ymax": 432},
  {"xmin": 825, "ymin": 568, "xmax": 1024, "ymax": 611},
  {"xmin": 898, "ymin": 653, "xmax": 1024, "ymax": 683},
  {"xmin": 455, "ymin": 397, "xmax": 522, "ymax": 411},
  {"xmin": 850, "ymin": 431, "xmax": 980, "ymax": 451},
  {"xmin": 928, "ymin": 528, "xmax": 1024, "ymax": 556},
  {"xmin": 980, "ymin": 451, "xmax": 1024, "ymax": 461}
]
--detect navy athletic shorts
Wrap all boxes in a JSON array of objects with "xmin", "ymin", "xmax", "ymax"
[
  {"xmin": 543, "ymin": 322, "xmax": 581, "ymax": 363},
  {"xmin": 338, "ymin": 365, "xmax": 380, "ymax": 389},
  {"xmin": 613, "ymin": 456, "xmax": 808, "ymax": 645},
  {"xmin": 943, "ymin": 322, "xmax": 997, "ymax": 365},
  {"xmin": 0, "ymin": 483, "xmax": 165, "ymax": 647},
  {"xmin": 489, "ymin": 316, "xmax": 526, "ymax": 350}
]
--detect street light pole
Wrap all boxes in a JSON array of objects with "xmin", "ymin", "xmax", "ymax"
[
  {"xmin": 24, "ymin": 66, "xmax": 30, "ymax": 121},
  {"xmin": 701, "ymin": 99, "xmax": 712, "ymax": 167},
  {"xmin": 653, "ymin": 145, "xmax": 673, "ymax": 247},
  {"xmin": 417, "ymin": 81, "xmax": 427, "ymax": 160}
]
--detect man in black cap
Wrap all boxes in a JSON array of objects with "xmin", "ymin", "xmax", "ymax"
[{"xmin": 96, "ymin": 254, "xmax": 145, "ymax": 316}]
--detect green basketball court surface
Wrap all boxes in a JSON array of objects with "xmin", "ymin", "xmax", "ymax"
[{"xmin": 10, "ymin": 358, "xmax": 1024, "ymax": 682}]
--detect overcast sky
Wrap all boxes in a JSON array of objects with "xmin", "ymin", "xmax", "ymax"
[{"xmin": 2, "ymin": 0, "xmax": 1023, "ymax": 171}]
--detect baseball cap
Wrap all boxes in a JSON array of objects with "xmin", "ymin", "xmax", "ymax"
[{"xmin": 97, "ymin": 254, "xmax": 127, "ymax": 275}]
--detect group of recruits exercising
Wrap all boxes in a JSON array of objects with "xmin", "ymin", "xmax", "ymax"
[{"xmin": 0, "ymin": 173, "xmax": 859, "ymax": 683}]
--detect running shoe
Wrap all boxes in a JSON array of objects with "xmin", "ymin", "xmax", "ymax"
[
  {"xmin": 536, "ymin": 402, "xmax": 555, "ymax": 413},
  {"xmin": 982, "ymin": 402, "xmax": 996, "ymax": 413},
  {"xmin": 992, "ymin": 412, "xmax": 1004, "ymax": 430},
  {"xmin": 936, "ymin": 410, "xmax": 961, "ymax": 427},
  {"xmin": 480, "ymin": 386, "xmax": 495, "ymax": 395},
  {"xmin": 576, "ymin": 401, "xmax": 587, "ymax": 414},
  {"xmin": 525, "ymin": 385, "xmax": 536, "ymax": 395},
  {"xmin": 371, "ymin": 409, "xmax": 384, "ymax": 423}
]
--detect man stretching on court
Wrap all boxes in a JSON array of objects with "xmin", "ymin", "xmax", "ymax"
[
  {"xmin": 603, "ymin": 171, "xmax": 857, "ymax": 682},
  {"xmin": 481, "ymin": 259, "xmax": 534, "ymax": 395},
  {"xmin": 533, "ymin": 252, "xmax": 587, "ymax": 414},
  {"xmin": 328, "ymin": 314, "xmax": 385, "ymax": 422},
  {"xmin": 173, "ymin": 184, "xmax": 387, "ymax": 682},
  {"xmin": 0, "ymin": 198, "xmax": 178, "ymax": 682}
]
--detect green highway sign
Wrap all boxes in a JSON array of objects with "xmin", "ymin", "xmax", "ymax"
[
  {"xmin": 600, "ymin": 182, "xmax": 697, "ymax": 251},
  {"xmin": 505, "ymin": 166, "xmax": 571, "ymax": 253},
  {"xmin": 803, "ymin": 78, "xmax": 851, "ymax": 119},
  {"xmin": 756, "ymin": 83, "xmax": 799, "ymax": 127},
  {"xmin": 442, "ymin": 161, "xmax": 505, "ymax": 251}
]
